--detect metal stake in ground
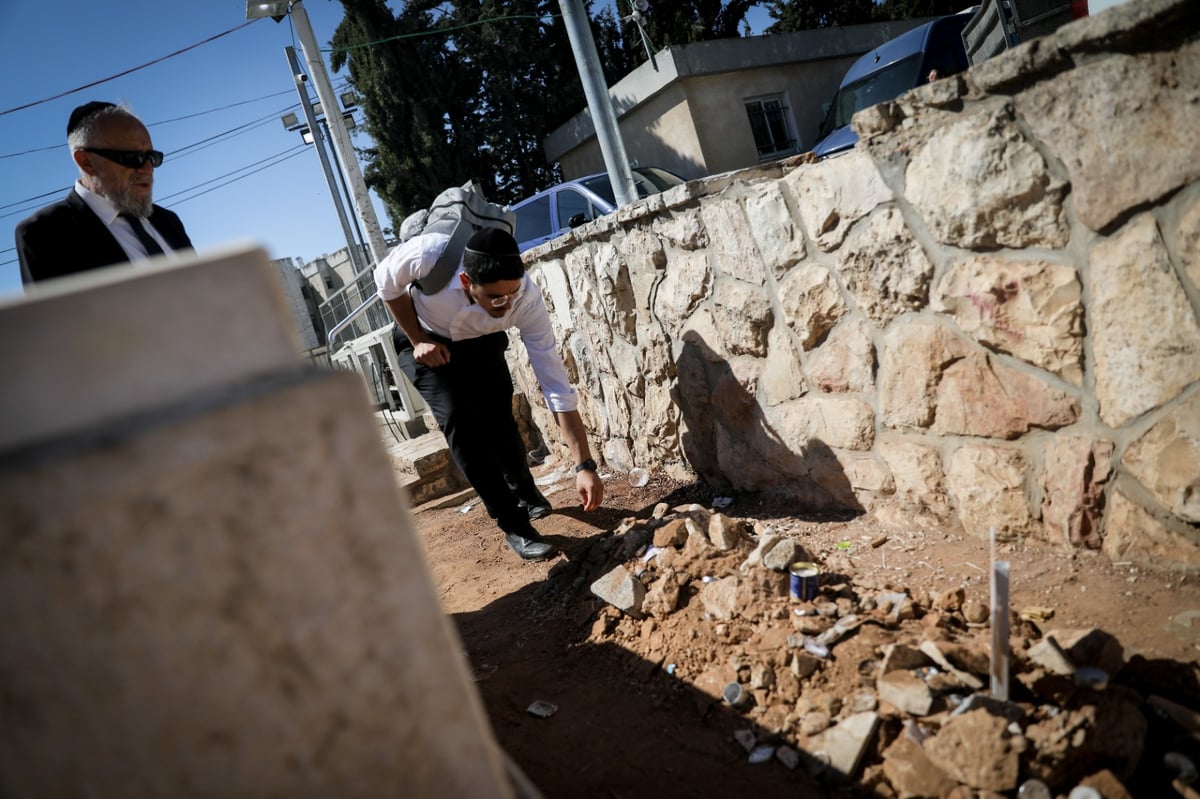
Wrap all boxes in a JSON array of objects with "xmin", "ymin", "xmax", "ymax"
[{"xmin": 990, "ymin": 527, "xmax": 1011, "ymax": 700}]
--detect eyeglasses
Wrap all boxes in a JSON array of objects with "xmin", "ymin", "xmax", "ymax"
[
  {"xmin": 478, "ymin": 286, "xmax": 525, "ymax": 308},
  {"xmin": 82, "ymin": 147, "xmax": 164, "ymax": 169}
]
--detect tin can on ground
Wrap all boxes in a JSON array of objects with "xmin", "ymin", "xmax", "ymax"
[{"xmin": 789, "ymin": 562, "xmax": 820, "ymax": 601}]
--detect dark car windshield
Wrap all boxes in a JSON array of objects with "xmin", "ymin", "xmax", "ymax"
[
  {"xmin": 818, "ymin": 53, "xmax": 923, "ymax": 139},
  {"xmin": 580, "ymin": 168, "xmax": 684, "ymax": 205}
]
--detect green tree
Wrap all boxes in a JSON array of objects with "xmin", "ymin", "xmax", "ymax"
[{"xmin": 765, "ymin": 0, "xmax": 962, "ymax": 32}]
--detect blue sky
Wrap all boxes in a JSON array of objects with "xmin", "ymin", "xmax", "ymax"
[{"xmin": 0, "ymin": 0, "xmax": 770, "ymax": 299}]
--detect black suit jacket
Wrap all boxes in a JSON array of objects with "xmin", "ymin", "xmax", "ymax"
[{"xmin": 15, "ymin": 189, "xmax": 193, "ymax": 285}]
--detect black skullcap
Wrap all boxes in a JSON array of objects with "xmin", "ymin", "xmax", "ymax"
[
  {"xmin": 464, "ymin": 227, "xmax": 522, "ymax": 265},
  {"xmin": 67, "ymin": 101, "xmax": 117, "ymax": 136}
]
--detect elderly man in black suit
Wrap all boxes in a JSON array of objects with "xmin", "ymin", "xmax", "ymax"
[{"xmin": 15, "ymin": 101, "xmax": 193, "ymax": 285}]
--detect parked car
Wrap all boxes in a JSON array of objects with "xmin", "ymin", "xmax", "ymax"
[
  {"xmin": 812, "ymin": 11, "xmax": 975, "ymax": 159},
  {"xmin": 511, "ymin": 167, "xmax": 685, "ymax": 252}
]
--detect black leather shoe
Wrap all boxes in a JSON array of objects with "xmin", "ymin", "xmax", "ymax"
[
  {"xmin": 518, "ymin": 497, "xmax": 553, "ymax": 521},
  {"xmin": 504, "ymin": 530, "xmax": 555, "ymax": 561},
  {"xmin": 517, "ymin": 490, "xmax": 553, "ymax": 521}
]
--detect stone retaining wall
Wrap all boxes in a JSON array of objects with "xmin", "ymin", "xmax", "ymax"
[{"xmin": 514, "ymin": 0, "xmax": 1200, "ymax": 570}]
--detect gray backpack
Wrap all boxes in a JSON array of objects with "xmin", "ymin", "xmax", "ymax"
[{"xmin": 397, "ymin": 180, "xmax": 517, "ymax": 295}]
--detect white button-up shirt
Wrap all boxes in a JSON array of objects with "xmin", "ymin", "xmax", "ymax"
[{"xmin": 375, "ymin": 232, "xmax": 578, "ymax": 413}]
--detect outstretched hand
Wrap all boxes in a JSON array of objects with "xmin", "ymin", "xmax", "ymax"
[{"xmin": 576, "ymin": 470, "xmax": 604, "ymax": 512}]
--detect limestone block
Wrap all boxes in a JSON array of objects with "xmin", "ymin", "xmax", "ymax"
[
  {"xmin": 1123, "ymin": 391, "xmax": 1200, "ymax": 524},
  {"xmin": 906, "ymin": 106, "xmax": 1068, "ymax": 250},
  {"xmin": 531, "ymin": 256, "xmax": 575, "ymax": 331},
  {"xmin": 788, "ymin": 150, "xmax": 893, "ymax": 252},
  {"xmin": 651, "ymin": 210, "xmax": 708, "ymax": 250},
  {"xmin": 1, "ymin": 246, "xmax": 303, "ymax": 451},
  {"xmin": 1178, "ymin": 192, "xmax": 1200, "ymax": 291},
  {"xmin": 1018, "ymin": 40, "xmax": 1200, "ymax": 232},
  {"xmin": 760, "ymin": 324, "xmax": 808, "ymax": 407},
  {"xmin": 705, "ymin": 357, "xmax": 761, "ymax": 436},
  {"xmin": 742, "ymin": 181, "xmax": 805, "ymax": 279},
  {"xmin": 1040, "ymin": 436, "xmax": 1115, "ymax": 549},
  {"xmin": 878, "ymin": 440, "xmax": 945, "ymax": 499},
  {"xmin": 934, "ymin": 255, "xmax": 1083, "ymax": 384},
  {"xmin": 0, "ymin": 373, "xmax": 510, "ymax": 798},
  {"xmin": 1103, "ymin": 489, "xmax": 1200, "ymax": 571},
  {"xmin": 835, "ymin": 207, "xmax": 934, "ymax": 327},
  {"xmin": 925, "ymin": 710, "xmax": 1020, "ymax": 791},
  {"xmin": 699, "ymin": 198, "xmax": 766, "ymax": 286},
  {"xmin": 590, "ymin": 241, "xmax": 638, "ymax": 341},
  {"xmin": 931, "ymin": 351, "xmax": 1079, "ymax": 439},
  {"xmin": 775, "ymin": 395, "xmax": 876, "ymax": 451},
  {"xmin": 1090, "ymin": 215, "xmax": 1200, "ymax": 427},
  {"xmin": 946, "ymin": 444, "xmax": 1036, "ymax": 540},
  {"xmin": 880, "ymin": 322, "xmax": 970, "ymax": 432},
  {"xmin": 712, "ymin": 278, "xmax": 773, "ymax": 357},
  {"xmin": 778, "ymin": 264, "xmax": 847, "ymax": 351},
  {"xmin": 808, "ymin": 316, "xmax": 875, "ymax": 394},
  {"xmin": 652, "ymin": 249, "xmax": 711, "ymax": 330}
]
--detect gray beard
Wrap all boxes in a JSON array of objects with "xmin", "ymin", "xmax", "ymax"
[{"xmin": 112, "ymin": 192, "xmax": 153, "ymax": 218}]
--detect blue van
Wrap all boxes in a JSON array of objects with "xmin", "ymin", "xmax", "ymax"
[{"xmin": 812, "ymin": 12, "xmax": 974, "ymax": 159}]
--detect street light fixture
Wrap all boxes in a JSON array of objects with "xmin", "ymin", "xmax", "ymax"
[{"xmin": 246, "ymin": 0, "xmax": 388, "ymax": 264}]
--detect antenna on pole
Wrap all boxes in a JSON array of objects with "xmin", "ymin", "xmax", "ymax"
[{"xmin": 623, "ymin": 0, "xmax": 659, "ymax": 71}]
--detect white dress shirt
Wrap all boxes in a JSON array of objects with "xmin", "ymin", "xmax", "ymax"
[
  {"xmin": 75, "ymin": 180, "xmax": 174, "ymax": 261},
  {"xmin": 375, "ymin": 232, "xmax": 579, "ymax": 413}
]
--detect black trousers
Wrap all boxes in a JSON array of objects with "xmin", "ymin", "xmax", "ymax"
[{"xmin": 394, "ymin": 326, "xmax": 543, "ymax": 534}]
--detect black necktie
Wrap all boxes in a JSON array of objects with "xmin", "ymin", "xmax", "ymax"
[{"xmin": 120, "ymin": 213, "xmax": 165, "ymax": 257}]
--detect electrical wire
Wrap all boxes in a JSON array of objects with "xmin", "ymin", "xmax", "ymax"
[
  {"xmin": 0, "ymin": 20, "xmax": 264, "ymax": 118},
  {"xmin": 328, "ymin": 12, "xmax": 558, "ymax": 53}
]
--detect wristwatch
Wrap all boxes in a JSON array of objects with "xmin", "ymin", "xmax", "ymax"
[{"xmin": 575, "ymin": 458, "xmax": 597, "ymax": 474}]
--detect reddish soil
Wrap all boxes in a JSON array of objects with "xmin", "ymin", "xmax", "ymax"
[{"xmin": 409, "ymin": 464, "xmax": 1200, "ymax": 798}]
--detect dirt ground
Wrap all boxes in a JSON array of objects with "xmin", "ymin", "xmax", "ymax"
[{"xmin": 408, "ymin": 462, "xmax": 1200, "ymax": 798}]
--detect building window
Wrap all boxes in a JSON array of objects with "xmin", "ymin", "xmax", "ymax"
[{"xmin": 745, "ymin": 96, "xmax": 798, "ymax": 159}]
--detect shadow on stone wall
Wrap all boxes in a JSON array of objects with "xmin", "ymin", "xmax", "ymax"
[{"xmin": 674, "ymin": 331, "xmax": 862, "ymax": 514}]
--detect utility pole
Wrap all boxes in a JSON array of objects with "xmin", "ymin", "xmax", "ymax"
[
  {"xmin": 285, "ymin": 46, "xmax": 366, "ymax": 276},
  {"xmin": 288, "ymin": 1, "xmax": 390, "ymax": 264},
  {"xmin": 556, "ymin": 0, "xmax": 638, "ymax": 207}
]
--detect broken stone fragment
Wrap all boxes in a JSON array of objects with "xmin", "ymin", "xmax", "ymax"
[
  {"xmin": 590, "ymin": 565, "xmax": 646, "ymax": 618},
  {"xmin": 1046, "ymin": 628, "xmax": 1126, "ymax": 677},
  {"xmin": 791, "ymin": 651, "xmax": 823, "ymax": 679},
  {"xmin": 880, "ymin": 642, "xmax": 933, "ymax": 674},
  {"xmin": 919, "ymin": 640, "xmax": 984, "ymax": 691},
  {"xmin": 802, "ymin": 711, "xmax": 879, "ymax": 781},
  {"xmin": 651, "ymin": 517, "xmax": 689, "ymax": 548},
  {"xmin": 924, "ymin": 709, "xmax": 1021, "ymax": 792},
  {"xmin": 642, "ymin": 570, "xmax": 686, "ymax": 619},
  {"xmin": 882, "ymin": 731, "xmax": 959, "ymax": 799},
  {"xmin": 708, "ymin": 512, "xmax": 749, "ymax": 550},
  {"xmin": 963, "ymin": 599, "xmax": 990, "ymax": 624},
  {"xmin": 878, "ymin": 669, "xmax": 934, "ymax": 716}
]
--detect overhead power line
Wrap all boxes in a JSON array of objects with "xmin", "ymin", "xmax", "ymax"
[{"xmin": 0, "ymin": 20, "xmax": 263, "ymax": 118}]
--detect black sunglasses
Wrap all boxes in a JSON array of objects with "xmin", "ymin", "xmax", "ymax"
[{"xmin": 82, "ymin": 147, "xmax": 164, "ymax": 169}]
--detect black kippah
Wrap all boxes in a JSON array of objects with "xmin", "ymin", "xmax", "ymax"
[
  {"xmin": 67, "ymin": 101, "xmax": 117, "ymax": 136},
  {"xmin": 464, "ymin": 227, "xmax": 521, "ymax": 260}
]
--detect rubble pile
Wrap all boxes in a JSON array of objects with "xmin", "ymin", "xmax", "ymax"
[{"xmin": 544, "ymin": 502, "xmax": 1200, "ymax": 798}]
